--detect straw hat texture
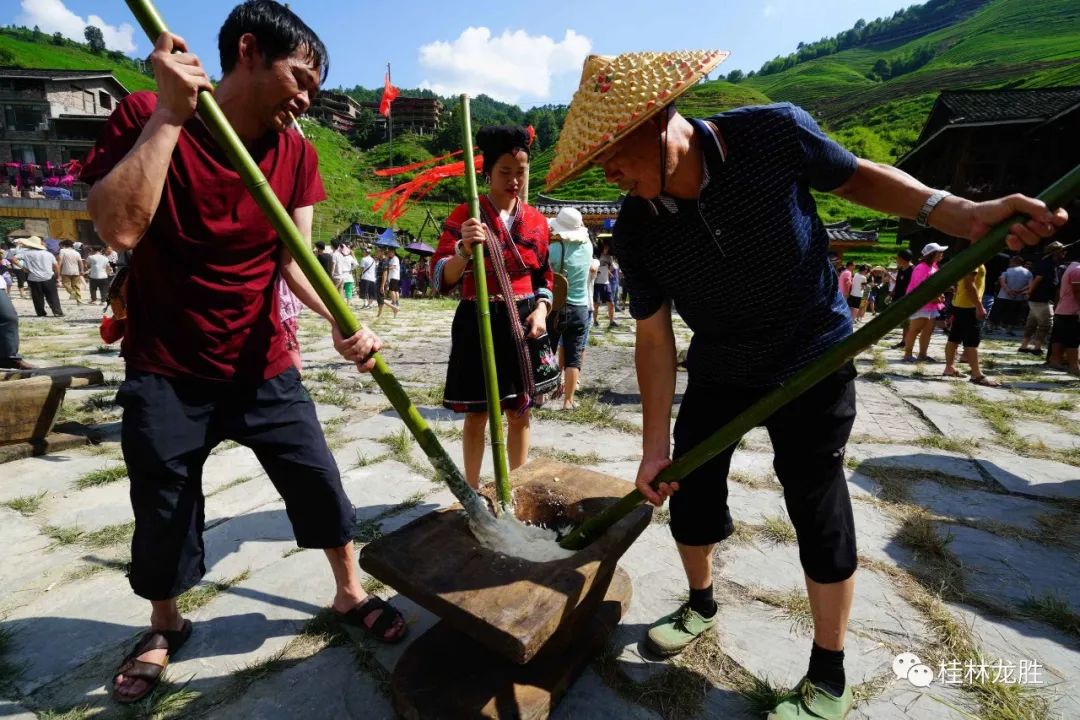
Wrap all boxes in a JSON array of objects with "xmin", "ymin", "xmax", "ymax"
[{"xmin": 545, "ymin": 49, "xmax": 729, "ymax": 191}]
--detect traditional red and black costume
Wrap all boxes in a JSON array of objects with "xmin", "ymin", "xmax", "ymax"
[{"xmin": 431, "ymin": 195, "xmax": 559, "ymax": 412}]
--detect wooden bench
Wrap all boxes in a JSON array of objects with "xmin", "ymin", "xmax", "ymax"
[{"xmin": 0, "ymin": 365, "xmax": 106, "ymax": 461}]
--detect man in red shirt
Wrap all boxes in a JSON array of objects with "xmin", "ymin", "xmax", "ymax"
[{"xmin": 84, "ymin": 1, "xmax": 405, "ymax": 704}]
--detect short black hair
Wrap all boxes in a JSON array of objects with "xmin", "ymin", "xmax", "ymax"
[
  {"xmin": 897, "ymin": 249, "xmax": 912, "ymax": 261},
  {"xmin": 476, "ymin": 125, "xmax": 531, "ymax": 176},
  {"xmin": 314, "ymin": 241, "xmax": 325, "ymax": 251},
  {"xmin": 219, "ymin": 1, "xmax": 329, "ymax": 83}
]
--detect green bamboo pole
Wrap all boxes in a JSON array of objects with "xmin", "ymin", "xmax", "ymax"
[
  {"xmin": 460, "ymin": 95, "xmax": 513, "ymax": 511},
  {"xmin": 124, "ymin": 0, "xmax": 490, "ymax": 524},
  {"xmin": 560, "ymin": 164, "xmax": 1080, "ymax": 551}
]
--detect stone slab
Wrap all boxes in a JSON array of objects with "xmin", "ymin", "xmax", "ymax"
[
  {"xmin": 202, "ymin": 645, "xmax": 395, "ymax": 720},
  {"xmin": 850, "ymin": 685, "xmax": 975, "ymax": 720},
  {"xmin": 0, "ymin": 700, "xmax": 37, "ymax": 720},
  {"xmin": 907, "ymin": 480, "xmax": 1052, "ymax": 531},
  {"xmin": 845, "ymin": 444, "xmax": 984, "ymax": 484},
  {"xmin": 904, "ymin": 399, "xmax": 997, "ymax": 442},
  {"xmin": 389, "ymin": 567, "xmax": 631, "ymax": 720},
  {"xmin": 854, "ymin": 381, "xmax": 930, "ymax": 441},
  {"xmin": 359, "ymin": 459, "xmax": 652, "ymax": 665},
  {"xmin": 945, "ymin": 525, "xmax": 1080, "ymax": 610},
  {"xmin": 0, "ymin": 451, "xmax": 118, "ymax": 502},
  {"xmin": 550, "ymin": 667, "xmax": 662, "ymax": 720},
  {"xmin": 974, "ymin": 450, "xmax": 1080, "ymax": 500},
  {"xmin": 1011, "ymin": 419, "xmax": 1080, "ymax": 451},
  {"xmin": 40, "ymin": 480, "xmax": 133, "ymax": 532},
  {"xmin": 0, "ymin": 431, "xmax": 93, "ymax": 463},
  {"xmin": 528, "ymin": 422, "xmax": 641, "ymax": 460}
]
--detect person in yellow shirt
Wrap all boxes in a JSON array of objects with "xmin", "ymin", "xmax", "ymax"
[{"xmin": 944, "ymin": 263, "xmax": 999, "ymax": 386}]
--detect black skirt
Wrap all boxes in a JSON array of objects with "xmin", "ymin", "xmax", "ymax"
[{"xmin": 443, "ymin": 298, "xmax": 561, "ymax": 413}]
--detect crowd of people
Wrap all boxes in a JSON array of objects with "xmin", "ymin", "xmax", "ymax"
[{"xmin": 2, "ymin": 236, "xmax": 121, "ymax": 316}]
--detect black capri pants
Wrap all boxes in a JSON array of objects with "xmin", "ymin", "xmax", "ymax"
[
  {"xmin": 117, "ymin": 367, "xmax": 353, "ymax": 600},
  {"xmin": 669, "ymin": 362, "xmax": 858, "ymax": 584},
  {"xmin": 947, "ymin": 307, "xmax": 982, "ymax": 348}
]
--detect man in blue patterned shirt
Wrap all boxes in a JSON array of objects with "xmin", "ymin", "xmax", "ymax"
[{"xmin": 544, "ymin": 50, "xmax": 1067, "ymax": 720}]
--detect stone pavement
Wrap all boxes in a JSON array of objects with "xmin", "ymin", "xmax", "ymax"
[{"xmin": 0, "ymin": 294, "xmax": 1076, "ymax": 719}]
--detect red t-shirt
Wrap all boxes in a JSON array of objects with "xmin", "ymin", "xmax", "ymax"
[{"xmin": 81, "ymin": 91, "xmax": 326, "ymax": 383}]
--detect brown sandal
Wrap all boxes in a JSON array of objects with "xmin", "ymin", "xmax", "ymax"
[
  {"xmin": 970, "ymin": 375, "xmax": 1001, "ymax": 388},
  {"xmin": 110, "ymin": 619, "xmax": 192, "ymax": 704},
  {"xmin": 335, "ymin": 596, "xmax": 408, "ymax": 644}
]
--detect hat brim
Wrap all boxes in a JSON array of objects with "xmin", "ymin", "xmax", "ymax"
[
  {"xmin": 551, "ymin": 226, "xmax": 591, "ymax": 243},
  {"xmin": 545, "ymin": 51, "xmax": 730, "ymax": 192}
]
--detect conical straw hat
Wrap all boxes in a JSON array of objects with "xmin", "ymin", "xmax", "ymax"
[{"xmin": 545, "ymin": 49, "xmax": 729, "ymax": 191}]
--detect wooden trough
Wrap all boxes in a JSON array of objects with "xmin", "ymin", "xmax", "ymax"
[
  {"xmin": 0, "ymin": 365, "xmax": 105, "ymax": 461},
  {"xmin": 359, "ymin": 458, "xmax": 651, "ymax": 719}
]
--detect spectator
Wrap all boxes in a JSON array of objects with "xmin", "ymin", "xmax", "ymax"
[
  {"xmin": 358, "ymin": 247, "xmax": 377, "ymax": 308},
  {"xmin": 890, "ymin": 250, "xmax": 914, "ymax": 348},
  {"xmin": 988, "ymin": 256, "xmax": 1031, "ymax": 334},
  {"xmin": 58, "ymin": 239, "xmax": 85, "ymax": 304},
  {"xmin": 609, "ymin": 257, "xmax": 622, "ymax": 313},
  {"xmin": 1048, "ymin": 255, "xmax": 1080, "ymax": 375},
  {"xmin": 849, "ymin": 264, "xmax": 868, "ymax": 322},
  {"xmin": 595, "ymin": 240, "xmax": 617, "ymax": 328},
  {"xmin": 86, "ymin": 245, "xmax": 113, "ymax": 305},
  {"xmin": 943, "ymin": 263, "xmax": 998, "ymax": 386},
  {"xmin": 387, "ymin": 250, "xmax": 401, "ymax": 309},
  {"xmin": 6, "ymin": 244, "xmax": 28, "ymax": 298},
  {"xmin": 1020, "ymin": 241, "xmax": 1066, "ymax": 356},
  {"xmin": 17, "ymin": 236, "xmax": 63, "ymax": 317},
  {"xmin": 838, "ymin": 260, "xmax": 854, "ymax": 302},
  {"xmin": 903, "ymin": 243, "xmax": 947, "ymax": 362},
  {"xmin": 587, "ymin": 249, "xmax": 600, "ymax": 331},
  {"xmin": 548, "ymin": 208, "xmax": 594, "ymax": 410},
  {"xmin": 375, "ymin": 248, "xmax": 397, "ymax": 319},
  {"xmin": 331, "ymin": 241, "xmax": 358, "ymax": 301},
  {"xmin": 314, "ymin": 240, "xmax": 333, "ymax": 278},
  {"xmin": 0, "ymin": 262, "xmax": 31, "ymax": 368}
]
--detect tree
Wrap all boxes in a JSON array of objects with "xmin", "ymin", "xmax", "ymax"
[
  {"xmin": 869, "ymin": 58, "xmax": 891, "ymax": 81},
  {"xmin": 84, "ymin": 25, "xmax": 106, "ymax": 54},
  {"xmin": 51, "ymin": 32, "xmax": 65, "ymax": 46},
  {"xmin": 726, "ymin": 69, "xmax": 745, "ymax": 84}
]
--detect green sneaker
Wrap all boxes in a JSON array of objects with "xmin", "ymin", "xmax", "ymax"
[
  {"xmin": 767, "ymin": 678, "xmax": 853, "ymax": 720},
  {"xmin": 645, "ymin": 603, "xmax": 718, "ymax": 657}
]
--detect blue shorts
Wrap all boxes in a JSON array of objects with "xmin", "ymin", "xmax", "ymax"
[
  {"xmin": 554, "ymin": 304, "xmax": 589, "ymax": 369},
  {"xmin": 117, "ymin": 367, "xmax": 352, "ymax": 600}
]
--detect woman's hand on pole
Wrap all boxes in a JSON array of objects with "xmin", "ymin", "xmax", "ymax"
[
  {"xmin": 524, "ymin": 303, "xmax": 547, "ymax": 338},
  {"xmin": 460, "ymin": 218, "xmax": 488, "ymax": 251},
  {"xmin": 332, "ymin": 323, "xmax": 382, "ymax": 373},
  {"xmin": 149, "ymin": 33, "xmax": 212, "ymax": 126}
]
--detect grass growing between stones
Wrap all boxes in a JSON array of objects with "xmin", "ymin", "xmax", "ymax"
[
  {"xmin": 410, "ymin": 384, "xmax": 446, "ymax": 406},
  {"xmin": 1, "ymin": 490, "xmax": 47, "ymax": 515},
  {"xmin": 752, "ymin": 588, "xmax": 814, "ymax": 635},
  {"xmin": 533, "ymin": 392, "xmax": 638, "ymax": 434},
  {"xmin": 118, "ymin": 678, "xmax": 198, "ymax": 720},
  {"xmin": 913, "ymin": 434, "xmax": 981, "ymax": 455},
  {"xmin": 534, "ymin": 447, "xmax": 603, "ymax": 465},
  {"xmin": 1018, "ymin": 592, "xmax": 1080, "ymax": 638},
  {"xmin": 206, "ymin": 475, "xmax": 254, "ymax": 498},
  {"xmin": 377, "ymin": 428, "xmax": 428, "ymax": 475},
  {"xmin": 74, "ymin": 463, "xmax": 128, "ymax": 490},
  {"xmin": 175, "ymin": 570, "xmax": 251, "ymax": 615},
  {"xmin": 758, "ymin": 514, "xmax": 797, "ymax": 545},
  {"xmin": 37, "ymin": 707, "xmax": 93, "ymax": 720}
]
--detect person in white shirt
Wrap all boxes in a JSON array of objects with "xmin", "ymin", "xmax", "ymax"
[
  {"xmin": 86, "ymin": 246, "xmax": 113, "ymax": 305},
  {"xmin": 358, "ymin": 248, "xmax": 377, "ymax": 309},
  {"xmin": 386, "ymin": 251, "xmax": 401, "ymax": 309},
  {"xmin": 16, "ymin": 236, "xmax": 63, "ymax": 317},
  {"xmin": 330, "ymin": 241, "xmax": 359, "ymax": 300},
  {"xmin": 594, "ymin": 241, "xmax": 616, "ymax": 328},
  {"xmin": 58, "ymin": 240, "xmax": 85, "ymax": 305},
  {"xmin": 849, "ymin": 264, "xmax": 869, "ymax": 322}
]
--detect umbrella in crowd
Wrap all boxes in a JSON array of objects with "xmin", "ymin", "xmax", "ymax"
[
  {"xmin": 374, "ymin": 227, "xmax": 400, "ymax": 249},
  {"xmin": 403, "ymin": 241, "xmax": 435, "ymax": 256}
]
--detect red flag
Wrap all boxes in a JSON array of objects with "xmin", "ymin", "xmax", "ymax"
[{"xmin": 378, "ymin": 72, "xmax": 399, "ymax": 117}]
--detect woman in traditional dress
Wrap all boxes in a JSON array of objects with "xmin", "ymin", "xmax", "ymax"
[{"xmin": 430, "ymin": 125, "xmax": 560, "ymax": 489}]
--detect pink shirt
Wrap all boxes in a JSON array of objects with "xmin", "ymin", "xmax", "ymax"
[
  {"xmin": 908, "ymin": 261, "xmax": 944, "ymax": 313},
  {"xmin": 1056, "ymin": 262, "xmax": 1080, "ymax": 316},
  {"xmin": 838, "ymin": 269, "xmax": 852, "ymax": 297}
]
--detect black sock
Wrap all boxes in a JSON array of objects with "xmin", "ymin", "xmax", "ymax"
[
  {"xmin": 807, "ymin": 643, "xmax": 846, "ymax": 696},
  {"xmin": 688, "ymin": 587, "xmax": 717, "ymax": 617}
]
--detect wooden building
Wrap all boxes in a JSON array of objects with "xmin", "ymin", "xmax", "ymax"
[
  {"xmin": 896, "ymin": 87, "xmax": 1080, "ymax": 253},
  {"xmin": 309, "ymin": 91, "xmax": 365, "ymax": 135}
]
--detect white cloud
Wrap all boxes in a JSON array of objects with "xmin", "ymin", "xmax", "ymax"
[
  {"xmin": 17, "ymin": 0, "xmax": 137, "ymax": 54},
  {"xmin": 418, "ymin": 27, "xmax": 591, "ymax": 105},
  {"xmin": 763, "ymin": 4, "xmax": 777, "ymax": 17}
]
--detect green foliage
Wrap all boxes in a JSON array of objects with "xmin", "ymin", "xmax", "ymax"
[
  {"xmin": 0, "ymin": 28, "xmax": 155, "ymax": 91},
  {"xmin": 83, "ymin": 25, "xmax": 105, "ymax": 54}
]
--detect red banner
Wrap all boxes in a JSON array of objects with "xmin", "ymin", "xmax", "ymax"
[{"xmin": 379, "ymin": 72, "xmax": 399, "ymax": 117}]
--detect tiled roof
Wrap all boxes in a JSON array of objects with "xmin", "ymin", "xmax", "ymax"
[
  {"xmin": 533, "ymin": 194, "xmax": 623, "ymax": 217},
  {"xmin": 0, "ymin": 67, "xmax": 117, "ymax": 81},
  {"xmin": 937, "ymin": 87, "xmax": 1080, "ymax": 125}
]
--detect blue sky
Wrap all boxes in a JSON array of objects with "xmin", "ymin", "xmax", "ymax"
[{"xmin": 12, "ymin": 0, "xmax": 915, "ymax": 107}]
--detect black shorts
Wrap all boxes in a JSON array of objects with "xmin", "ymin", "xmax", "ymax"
[
  {"xmin": 553, "ymin": 304, "xmax": 589, "ymax": 369},
  {"xmin": 846, "ymin": 295, "xmax": 862, "ymax": 309},
  {"xmin": 1051, "ymin": 313, "xmax": 1080, "ymax": 350},
  {"xmin": 117, "ymin": 367, "xmax": 353, "ymax": 600},
  {"xmin": 389, "ymin": 278, "xmax": 401, "ymax": 293},
  {"xmin": 360, "ymin": 279, "xmax": 377, "ymax": 300},
  {"xmin": 947, "ymin": 307, "xmax": 982, "ymax": 348},
  {"xmin": 670, "ymin": 362, "xmax": 858, "ymax": 584},
  {"xmin": 595, "ymin": 284, "xmax": 612, "ymax": 304}
]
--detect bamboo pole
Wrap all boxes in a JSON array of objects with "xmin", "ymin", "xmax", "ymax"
[
  {"xmin": 460, "ymin": 95, "xmax": 513, "ymax": 511},
  {"xmin": 559, "ymin": 164, "xmax": 1080, "ymax": 551},
  {"xmin": 123, "ymin": 0, "xmax": 490, "ymax": 524}
]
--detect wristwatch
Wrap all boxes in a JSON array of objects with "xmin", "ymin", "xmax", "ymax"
[
  {"xmin": 916, "ymin": 190, "xmax": 951, "ymax": 227},
  {"xmin": 455, "ymin": 240, "xmax": 471, "ymax": 260}
]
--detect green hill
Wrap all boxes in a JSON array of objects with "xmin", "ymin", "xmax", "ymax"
[{"xmin": 0, "ymin": 28, "xmax": 156, "ymax": 92}]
